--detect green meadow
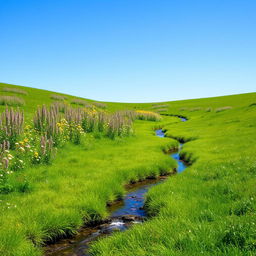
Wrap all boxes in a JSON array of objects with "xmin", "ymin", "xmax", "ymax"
[{"xmin": 0, "ymin": 82, "xmax": 255, "ymax": 256}]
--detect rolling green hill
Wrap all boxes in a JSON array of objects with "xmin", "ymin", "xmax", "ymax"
[{"xmin": 0, "ymin": 82, "xmax": 255, "ymax": 256}]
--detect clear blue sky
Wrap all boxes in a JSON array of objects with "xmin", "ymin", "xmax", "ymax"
[{"xmin": 0, "ymin": 0, "xmax": 255, "ymax": 102}]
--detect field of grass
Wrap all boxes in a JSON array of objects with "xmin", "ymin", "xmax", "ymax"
[
  {"xmin": 90, "ymin": 94, "xmax": 256, "ymax": 256},
  {"xmin": 0, "ymin": 82, "xmax": 255, "ymax": 256}
]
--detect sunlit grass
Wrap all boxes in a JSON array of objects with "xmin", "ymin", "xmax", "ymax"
[
  {"xmin": 0, "ymin": 82, "xmax": 255, "ymax": 256},
  {"xmin": 90, "ymin": 95, "xmax": 256, "ymax": 256},
  {"xmin": 0, "ymin": 119, "xmax": 178, "ymax": 255}
]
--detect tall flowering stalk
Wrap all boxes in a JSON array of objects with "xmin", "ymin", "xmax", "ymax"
[
  {"xmin": 38, "ymin": 135, "xmax": 56, "ymax": 164},
  {"xmin": 51, "ymin": 102, "xmax": 68, "ymax": 113},
  {"xmin": 0, "ymin": 141, "xmax": 10, "ymax": 169},
  {"xmin": 117, "ymin": 110, "xmax": 136, "ymax": 121},
  {"xmin": 107, "ymin": 112, "xmax": 133, "ymax": 139},
  {"xmin": 81, "ymin": 111, "xmax": 99, "ymax": 133},
  {"xmin": 64, "ymin": 107, "xmax": 85, "ymax": 143},
  {"xmin": 33, "ymin": 105, "xmax": 61, "ymax": 144},
  {"xmin": 64, "ymin": 107, "xmax": 84, "ymax": 124},
  {"xmin": 0, "ymin": 108, "xmax": 24, "ymax": 148},
  {"xmin": 0, "ymin": 140, "xmax": 14, "ymax": 193},
  {"xmin": 97, "ymin": 111, "xmax": 108, "ymax": 132}
]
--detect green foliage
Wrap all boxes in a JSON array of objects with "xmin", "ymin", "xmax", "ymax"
[
  {"xmin": 0, "ymin": 82, "xmax": 255, "ymax": 256},
  {"xmin": 90, "ymin": 93, "xmax": 256, "ymax": 256},
  {"xmin": 0, "ymin": 183, "xmax": 14, "ymax": 194},
  {"xmin": 17, "ymin": 179, "xmax": 33, "ymax": 193}
]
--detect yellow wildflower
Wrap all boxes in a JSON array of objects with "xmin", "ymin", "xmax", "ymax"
[{"xmin": 7, "ymin": 154, "xmax": 14, "ymax": 160}]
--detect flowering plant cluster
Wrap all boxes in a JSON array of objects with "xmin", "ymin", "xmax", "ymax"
[
  {"xmin": 0, "ymin": 141, "xmax": 14, "ymax": 193},
  {"xmin": 0, "ymin": 108, "xmax": 24, "ymax": 148},
  {"xmin": 0, "ymin": 105, "xmax": 156, "ymax": 194}
]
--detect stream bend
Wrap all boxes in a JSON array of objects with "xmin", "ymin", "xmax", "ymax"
[{"xmin": 45, "ymin": 118, "xmax": 188, "ymax": 256}]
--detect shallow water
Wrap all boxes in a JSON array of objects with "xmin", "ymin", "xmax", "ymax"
[
  {"xmin": 110, "ymin": 179, "xmax": 164, "ymax": 217},
  {"xmin": 44, "ymin": 178, "xmax": 165, "ymax": 256},
  {"xmin": 45, "ymin": 120, "xmax": 187, "ymax": 256},
  {"xmin": 155, "ymin": 127, "xmax": 187, "ymax": 173}
]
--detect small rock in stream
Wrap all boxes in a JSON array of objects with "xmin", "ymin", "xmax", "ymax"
[{"xmin": 121, "ymin": 215, "xmax": 137, "ymax": 222}]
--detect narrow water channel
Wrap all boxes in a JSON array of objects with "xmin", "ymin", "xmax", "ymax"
[{"xmin": 45, "ymin": 118, "xmax": 187, "ymax": 256}]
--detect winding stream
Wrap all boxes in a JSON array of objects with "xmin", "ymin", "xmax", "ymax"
[{"xmin": 45, "ymin": 118, "xmax": 188, "ymax": 256}]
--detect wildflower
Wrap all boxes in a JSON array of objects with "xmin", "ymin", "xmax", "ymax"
[
  {"xmin": 19, "ymin": 147, "xmax": 25, "ymax": 152},
  {"xmin": 34, "ymin": 152, "xmax": 39, "ymax": 158},
  {"xmin": 7, "ymin": 154, "xmax": 14, "ymax": 160}
]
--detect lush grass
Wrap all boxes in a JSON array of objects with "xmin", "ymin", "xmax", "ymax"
[
  {"xmin": 90, "ymin": 94, "xmax": 256, "ymax": 256},
  {"xmin": 0, "ymin": 82, "xmax": 179, "ymax": 256},
  {"xmin": 0, "ymin": 82, "xmax": 255, "ymax": 256},
  {"xmin": 0, "ymin": 121, "xmax": 178, "ymax": 255},
  {"xmin": 0, "ymin": 82, "xmax": 100, "ymax": 120}
]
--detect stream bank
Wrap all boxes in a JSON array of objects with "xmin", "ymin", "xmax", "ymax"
[{"xmin": 44, "ymin": 118, "xmax": 188, "ymax": 256}]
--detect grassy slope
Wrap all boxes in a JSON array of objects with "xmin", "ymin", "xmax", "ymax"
[
  {"xmin": 0, "ymin": 83, "xmax": 178, "ymax": 256},
  {"xmin": 90, "ymin": 93, "xmax": 256, "ymax": 255},
  {"xmin": 0, "ymin": 82, "xmax": 255, "ymax": 256},
  {"xmin": 0, "ymin": 82, "xmax": 98, "ymax": 119}
]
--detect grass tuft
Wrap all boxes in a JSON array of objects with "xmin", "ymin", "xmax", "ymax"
[
  {"xmin": 92, "ymin": 102, "xmax": 107, "ymax": 109},
  {"xmin": 50, "ymin": 94, "xmax": 67, "ymax": 101},
  {"xmin": 2, "ymin": 87, "xmax": 28, "ymax": 95},
  {"xmin": 70, "ymin": 99, "xmax": 89, "ymax": 106},
  {"xmin": 215, "ymin": 106, "xmax": 233, "ymax": 112},
  {"xmin": 0, "ymin": 96, "xmax": 25, "ymax": 106}
]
